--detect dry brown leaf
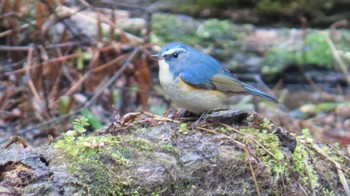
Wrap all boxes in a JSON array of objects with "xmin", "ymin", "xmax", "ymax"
[{"xmin": 133, "ymin": 52, "xmax": 151, "ymax": 110}]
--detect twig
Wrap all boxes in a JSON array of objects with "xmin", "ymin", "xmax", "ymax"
[
  {"xmin": 63, "ymin": 73, "xmax": 89, "ymax": 97},
  {"xmin": 40, "ymin": 0, "xmax": 81, "ymax": 40},
  {"xmin": 247, "ymin": 150, "xmax": 261, "ymax": 196},
  {"xmin": 3, "ymin": 136, "xmax": 28, "ymax": 149},
  {"xmin": 95, "ymin": 0, "xmax": 153, "ymax": 14},
  {"xmin": 304, "ymin": 139, "xmax": 350, "ymax": 195},
  {"xmin": 142, "ymin": 111, "xmax": 181, "ymax": 124},
  {"xmin": 222, "ymin": 123, "xmax": 279, "ymax": 159},
  {"xmin": 17, "ymin": 47, "xmax": 140, "ymax": 134},
  {"xmin": 56, "ymin": 6, "xmax": 144, "ymax": 44},
  {"xmin": 17, "ymin": 111, "xmax": 78, "ymax": 135},
  {"xmin": 303, "ymin": 72, "xmax": 323, "ymax": 92},
  {"xmin": 0, "ymin": 41, "xmax": 90, "ymax": 51},
  {"xmin": 325, "ymin": 33, "xmax": 350, "ymax": 86},
  {"xmin": 4, "ymin": 53, "xmax": 79, "ymax": 75},
  {"xmin": 303, "ymin": 157, "xmax": 316, "ymax": 195},
  {"xmin": 25, "ymin": 46, "xmax": 42, "ymax": 105},
  {"xmin": 83, "ymin": 47, "xmax": 140, "ymax": 107},
  {"xmin": 0, "ymin": 22, "xmax": 32, "ymax": 38},
  {"xmin": 0, "ymin": 45, "xmax": 35, "ymax": 51},
  {"xmin": 297, "ymin": 182, "xmax": 309, "ymax": 196},
  {"xmin": 91, "ymin": 54, "xmax": 126, "ymax": 74}
]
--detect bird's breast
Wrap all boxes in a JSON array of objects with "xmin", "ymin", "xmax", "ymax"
[{"xmin": 158, "ymin": 60, "xmax": 228, "ymax": 113}]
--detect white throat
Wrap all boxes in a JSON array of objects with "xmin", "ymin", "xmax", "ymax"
[{"xmin": 158, "ymin": 59, "xmax": 175, "ymax": 86}]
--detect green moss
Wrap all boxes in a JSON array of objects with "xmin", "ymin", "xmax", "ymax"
[
  {"xmin": 52, "ymin": 113, "xmax": 348, "ymax": 195},
  {"xmin": 322, "ymin": 188, "xmax": 335, "ymax": 196},
  {"xmin": 159, "ymin": 144, "xmax": 177, "ymax": 154},
  {"xmin": 238, "ymin": 125, "xmax": 287, "ymax": 182},
  {"xmin": 261, "ymin": 118, "xmax": 274, "ymax": 130},
  {"xmin": 217, "ymin": 127, "xmax": 228, "ymax": 133},
  {"xmin": 127, "ymin": 137, "xmax": 153, "ymax": 151},
  {"xmin": 72, "ymin": 116, "xmax": 89, "ymax": 134},
  {"xmin": 303, "ymin": 32, "xmax": 333, "ymax": 68},
  {"xmin": 151, "ymin": 14, "xmax": 200, "ymax": 45},
  {"xmin": 151, "ymin": 14, "xmax": 244, "ymax": 60},
  {"xmin": 54, "ymin": 134, "xmax": 132, "ymax": 195},
  {"xmin": 292, "ymin": 143, "xmax": 319, "ymax": 188},
  {"xmin": 240, "ymin": 179, "xmax": 250, "ymax": 194},
  {"xmin": 262, "ymin": 31, "xmax": 334, "ymax": 75},
  {"xmin": 179, "ymin": 123, "xmax": 188, "ymax": 134},
  {"xmin": 301, "ymin": 128, "xmax": 312, "ymax": 138}
]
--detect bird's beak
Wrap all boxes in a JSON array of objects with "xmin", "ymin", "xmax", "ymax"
[{"xmin": 151, "ymin": 53, "xmax": 162, "ymax": 59}]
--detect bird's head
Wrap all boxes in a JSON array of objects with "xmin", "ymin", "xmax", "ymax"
[{"xmin": 152, "ymin": 42, "xmax": 199, "ymax": 74}]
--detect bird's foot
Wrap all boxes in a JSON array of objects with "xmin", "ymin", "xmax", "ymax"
[{"xmin": 165, "ymin": 108, "xmax": 198, "ymax": 120}]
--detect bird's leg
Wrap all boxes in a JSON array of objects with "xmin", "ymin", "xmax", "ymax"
[
  {"xmin": 190, "ymin": 112, "xmax": 208, "ymax": 129},
  {"xmin": 164, "ymin": 108, "xmax": 178, "ymax": 119},
  {"xmin": 165, "ymin": 108, "xmax": 197, "ymax": 120}
]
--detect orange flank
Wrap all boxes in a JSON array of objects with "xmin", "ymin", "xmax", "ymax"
[
  {"xmin": 177, "ymin": 77, "xmax": 196, "ymax": 91},
  {"xmin": 178, "ymin": 77, "xmax": 225, "ymax": 97}
]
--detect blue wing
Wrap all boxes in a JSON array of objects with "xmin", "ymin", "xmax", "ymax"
[
  {"xmin": 180, "ymin": 54, "xmax": 226, "ymax": 89},
  {"xmin": 179, "ymin": 55, "xmax": 280, "ymax": 104},
  {"xmin": 180, "ymin": 54, "xmax": 246, "ymax": 92}
]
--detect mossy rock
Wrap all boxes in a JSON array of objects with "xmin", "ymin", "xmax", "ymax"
[{"xmin": 1, "ymin": 112, "xmax": 349, "ymax": 195}]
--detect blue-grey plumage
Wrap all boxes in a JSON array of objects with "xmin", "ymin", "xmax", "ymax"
[{"xmin": 153, "ymin": 42, "xmax": 282, "ymax": 113}]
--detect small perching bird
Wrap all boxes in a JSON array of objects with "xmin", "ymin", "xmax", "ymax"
[{"xmin": 152, "ymin": 42, "xmax": 282, "ymax": 114}]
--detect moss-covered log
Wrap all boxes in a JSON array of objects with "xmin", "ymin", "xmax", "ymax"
[{"xmin": 0, "ymin": 112, "xmax": 349, "ymax": 195}]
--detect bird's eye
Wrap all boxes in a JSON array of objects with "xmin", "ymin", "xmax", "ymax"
[{"xmin": 172, "ymin": 52, "xmax": 179, "ymax": 58}]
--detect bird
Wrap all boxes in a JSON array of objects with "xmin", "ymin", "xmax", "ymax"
[{"xmin": 152, "ymin": 42, "xmax": 282, "ymax": 114}]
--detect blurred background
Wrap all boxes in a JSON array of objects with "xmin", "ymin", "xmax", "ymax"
[{"xmin": 1, "ymin": 0, "xmax": 350, "ymax": 146}]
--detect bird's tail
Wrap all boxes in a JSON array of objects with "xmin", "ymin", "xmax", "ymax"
[{"xmin": 243, "ymin": 85, "xmax": 287, "ymax": 111}]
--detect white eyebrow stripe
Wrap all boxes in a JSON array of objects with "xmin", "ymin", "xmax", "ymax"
[{"xmin": 162, "ymin": 48, "xmax": 186, "ymax": 56}]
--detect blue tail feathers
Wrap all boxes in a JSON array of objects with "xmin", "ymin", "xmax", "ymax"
[
  {"xmin": 243, "ymin": 85, "xmax": 287, "ymax": 111},
  {"xmin": 243, "ymin": 85, "xmax": 280, "ymax": 104}
]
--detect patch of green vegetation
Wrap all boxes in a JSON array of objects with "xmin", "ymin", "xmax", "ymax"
[
  {"xmin": 232, "ymin": 118, "xmax": 332, "ymax": 193},
  {"xmin": 151, "ymin": 14, "xmax": 200, "ymax": 45},
  {"xmin": 261, "ymin": 118, "xmax": 274, "ymax": 130},
  {"xmin": 179, "ymin": 123, "xmax": 188, "ymax": 134},
  {"xmin": 262, "ymin": 32, "xmax": 334, "ymax": 75},
  {"xmin": 151, "ymin": 14, "xmax": 244, "ymax": 60},
  {"xmin": 72, "ymin": 116, "xmax": 89, "ymax": 134},
  {"xmin": 53, "ymin": 117, "xmax": 140, "ymax": 195},
  {"xmin": 291, "ymin": 129, "xmax": 320, "ymax": 189},
  {"xmin": 126, "ymin": 137, "xmax": 153, "ymax": 151},
  {"xmin": 159, "ymin": 144, "xmax": 177, "ymax": 154},
  {"xmin": 81, "ymin": 108, "xmax": 103, "ymax": 130},
  {"xmin": 299, "ymin": 102, "xmax": 337, "ymax": 115},
  {"xmin": 303, "ymin": 32, "xmax": 333, "ymax": 68},
  {"xmin": 301, "ymin": 128, "xmax": 312, "ymax": 138},
  {"xmin": 217, "ymin": 127, "xmax": 228, "ymax": 133},
  {"xmin": 52, "ymin": 114, "xmax": 348, "ymax": 195},
  {"xmin": 322, "ymin": 187, "xmax": 335, "ymax": 196},
  {"xmin": 58, "ymin": 96, "xmax": 71, "ymax": 115},
  {"xmin": 240, "ymin": 127, "xmax": 287, "ymax": 181},
  {"xmin": 54, "ymin": 133, "xmax": 130, "ymax": 195},
  {"xmin": 292, "ymin": 143, "xmax": 319, "ymax": 188}
]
